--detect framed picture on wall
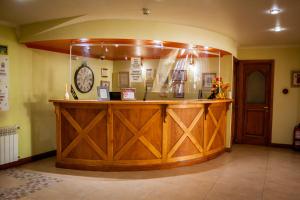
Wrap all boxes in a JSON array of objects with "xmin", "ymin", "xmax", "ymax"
[
  {"xmin": 171, "ymin": 70, "xmax": 187, "ymax": 81},
  {"xmin": 202, "ymin": 73, "xmax": 216, "ymax": 89},
  {"xmin": 101, "ymin": 68, "xmax": 108, "ymax": 77},
  {"xmin": 146, "ymin": 69, "xmax": 153, "ymax": 81},
  {"xmin": 291, "ymin": 71, "xmax": 300, "ymax": 87},
  {"xmin": 118, "ymin": 72, "xmax": 129, "ymax": 88},
  {"xmin": 100, "ymin": 80, "xmax": 110, "ymax": 90},
  {"xmin": 173, "ymin": 81, "xmax": 185, "ymax": 98},
  {"xmin": 146, "ymin": 81, "xmax": 153, "ymax": 91}
]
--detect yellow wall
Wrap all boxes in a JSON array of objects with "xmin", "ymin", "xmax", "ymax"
[
  {"xmin": 29, "ymin": 50, "xmax": 113, "ymax": 155},
  {"xmin": 238, "ymin": 47, "xmax": 300, "ymax": 144},
  {"xmin": 0, "ymin": 25, "xmax": 113, "ymax": 158},
  {"xmin": 0, "ymin": 25, "xmax": 33, "ymax": 158}
]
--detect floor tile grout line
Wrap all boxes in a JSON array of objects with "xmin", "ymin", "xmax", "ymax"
[
  {"xmin": 202, "ymin": 167, "xmax": 224, "ymax": 200},
  {"xmin": 261, "ymin": 148, "xmax": 270, "ymax": 200}
]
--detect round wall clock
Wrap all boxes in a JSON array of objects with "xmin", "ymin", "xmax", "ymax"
[{"xmin": 74, "ymin": 64, "xmax": 94, "ymax": 93}]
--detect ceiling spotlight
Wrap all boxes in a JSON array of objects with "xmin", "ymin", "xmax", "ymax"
[
  {"xmin": 180, "ymin": 49, "xmax": 186, "ymax": 56},
  {"xmin": 125, "ymin": 56, "xmax": 128, "ymax": 60},
  {"xmin": 271, "ymin": 26, "xmax": 285, "ymax": 32},
  {"xmin": 105, "ymin": 47, "xmax": 109, "ymax": 52},
  {"xmin": 80, "ymin": 38, "xmax": 88, "ymax": 42},
  {"xmin": 115, "ymin": 44, "xmax": 119, "ymax": 48},
  {"xmin": 142, "ymin": 8, "xmax": 151, "ymax": 15},
  {"xmin": 269, "ymin": 8, "xmax": 281, "ymax": 15}
]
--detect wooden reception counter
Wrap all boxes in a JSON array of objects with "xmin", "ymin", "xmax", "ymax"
[{"xmin": 50, "ymin": 99, "xmax": 232, "ymax": 171}]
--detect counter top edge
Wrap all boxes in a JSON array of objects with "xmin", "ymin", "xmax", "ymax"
[{"xmin": 49, "ymin": 99, "xmax": 233, "ymax": 104}]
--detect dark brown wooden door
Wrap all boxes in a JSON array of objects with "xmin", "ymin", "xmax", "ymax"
[{"xmin": 235, "ymin": 60, "xmax": 274, "ymax": 145}]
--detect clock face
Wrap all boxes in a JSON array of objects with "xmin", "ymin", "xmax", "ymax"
[{"xmin": 74, "ymin": 65, "xmax": 94, "ymax": 93}]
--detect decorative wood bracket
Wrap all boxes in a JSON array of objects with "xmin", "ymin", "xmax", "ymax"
[
  {"xmin": 204, "ymin": 103, "xmax": 211, "ymax": 120},
  {"xmin": 161, "ymin": 104, "xmax": 168, "ymax": 123}
]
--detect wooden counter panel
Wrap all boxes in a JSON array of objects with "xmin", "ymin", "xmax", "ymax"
[
  {"xmin": 112, "ymin": 104, "xmax": 163, "ymax": 161},
  {"xmin": 166, "ymin": 104, "xmax": 205, "ymax": 161},
  {"xmin": 52, "ymin": 100, "xmax": 232, "ymax": 171},
  {"xmin": 59, "ymin": 104, "xmax": 108, "ymax": 162},
  {"xmin": 205, "ymin": 103, "xmax": 227, "ymax": 154}
]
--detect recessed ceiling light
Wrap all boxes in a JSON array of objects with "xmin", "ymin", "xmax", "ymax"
[
  {"xmin": 80, "ymin": 38, "xmax": 88, "ymax": 42},
  {"xmin": 271, "ymin": 26, "xmax": 285, "ymax": 32},
  {"xmin": 269, "ymin": 8, "xmax": 281, "ymax": 15},
  {"xmin": 142, "ymin": 8, "xmax": 151, "ymax": 15}
]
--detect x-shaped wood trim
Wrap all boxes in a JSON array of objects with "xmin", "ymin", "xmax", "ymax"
[
  {"xmin": 206, "ymin": 108, "xmax": 226, "ymax": 151},
  {"xmin": 113, "ymin": 110, "xmax": 162, "ymax": 160},
  {"xmin": 167, "ymin": 108, "xmax": 204, "ymax": 158},
  {"xmin": 61, "ymin": 109, "xmax": 108, "ymax": 160}
]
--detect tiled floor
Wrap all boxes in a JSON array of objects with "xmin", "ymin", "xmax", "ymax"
[{"xmin": 1, "ymin": 144, "xmax": 300, "ymax": 200}]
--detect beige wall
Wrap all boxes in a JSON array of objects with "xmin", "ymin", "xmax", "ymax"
[{"xmin": 238, "ymin": 47, "xmax": 300, "ymax": 144}]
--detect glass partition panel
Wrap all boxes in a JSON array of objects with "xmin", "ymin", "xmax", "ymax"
[{"xmin": 70, "ymin": 43, "xmax": 221, "ymax": 100}]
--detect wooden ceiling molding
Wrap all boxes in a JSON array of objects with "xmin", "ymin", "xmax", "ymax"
[{"xmin": 24, "ymin": 39, "xmax": 231, "ymax": 60}]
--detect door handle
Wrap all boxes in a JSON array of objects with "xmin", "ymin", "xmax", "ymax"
[{"xmin": 264, "ymin": 106, "xmax": 269, "ymax": 109}]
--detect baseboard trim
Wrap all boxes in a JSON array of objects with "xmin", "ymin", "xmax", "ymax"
[
  {"xmin": 270, "ymin": 143, "xmax": 292, "ymax": 149},
  {"xmin": 0, "ymin": 150, "xmax": 56, "ymax": 170}
]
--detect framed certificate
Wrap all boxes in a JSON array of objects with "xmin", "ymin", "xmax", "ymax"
[
  {"xmin": 118, "ymin": 72, "xmax": 129, "ymax": 88},
  {"xmin": 121, "ymin": 88, "xmax": 136, "ymax": 101},
  {"xmin": 291, "ymin": 71, "xmax": 300, "ymax": 87},
  {"xmin": 101, "ymin": 68, "xmax": 108, "ymax": 77},
  {"xmin": 97, "ymin": 86, "xmax": 110, "ymax": 101}
]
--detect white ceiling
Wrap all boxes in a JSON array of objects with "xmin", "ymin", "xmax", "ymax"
[{"xmin": 0, "ymin": 0, "xmax": 300, "ymax": 47}]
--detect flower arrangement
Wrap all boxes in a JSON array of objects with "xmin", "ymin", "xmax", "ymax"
[{"xmin": 208, "ymin": 77, "xmax": 230, "ymax": 99}]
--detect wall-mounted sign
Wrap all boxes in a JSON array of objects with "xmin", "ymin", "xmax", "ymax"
[
  {"xmin": 0, "ymin": 45, "xmax": 9, "ymax": 111},
  {"xmin": 130, "ymin": 57, "xmax": 142, "ymax": 83},
  {"xmin": 131, "ymin": 57, "xmax": 141, "ymax": 69}
]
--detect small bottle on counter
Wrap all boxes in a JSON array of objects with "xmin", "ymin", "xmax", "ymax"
[{"xmin": 64, "ymin": 83, "xmax": 70, "ymax": 100}]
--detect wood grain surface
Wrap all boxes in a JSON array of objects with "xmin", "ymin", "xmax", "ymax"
[{"xmin": 52, "ymin": 100, "xmax": 231, "ymax": 171}]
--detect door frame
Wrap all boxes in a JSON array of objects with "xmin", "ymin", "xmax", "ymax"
[{"xmin": 233, "ymin": 59, "xmax": 274, "ymax": 145}]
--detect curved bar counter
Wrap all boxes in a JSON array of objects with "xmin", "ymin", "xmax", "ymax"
[{"xmin": 50, "ymin": 99, "xmax": 232, "ymax": 171}]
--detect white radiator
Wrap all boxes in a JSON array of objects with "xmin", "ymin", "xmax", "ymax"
[{"xmin": 0, "ymin": 125, "xmax": 19, "ymax": 165}]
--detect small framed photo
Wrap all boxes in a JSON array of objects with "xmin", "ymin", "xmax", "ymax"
[
  {"xmin": 118, "ymin": 72, "xmax": 129, "ymax": 88},
  {"xmin": 97, "ymin": 86, "xmax": 110, "ymax": 101},
  {"xmin": 202, "ymin": 73, "xmax": 216, "ymax": 89},
  {"xmin": 121, "ymin": 88, "xmax": 136, "ymax": 101},
  {"xmin": 171, "ymin": 70, "xmax": 187, "ymax": 81},
  {"xmin": 173, "ymin": 81, "xmax": 185, "ymax": 98},
  {"xmin": 146, "ymin": 69, "xmax": 153, "ymax": 81},
  {"xmin": 291, "ymin": 71, "xmax": 300, "ymax": 87},
  {"xmin": 146, "ymin": 81, "xmax": 153, "ymax": 91},
  {"xmin": 101, "ymin": 68, "xmax": 108, "ymax": 77},
  {"xmin": 100, "ymin": 80, "xmax": 110, "ymax": 90}
]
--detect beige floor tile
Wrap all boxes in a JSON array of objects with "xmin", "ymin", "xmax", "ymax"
[
  {"xmin": 263, "ymin": 180, "xmax": 300, "ymax": 200},
  {"xmin": 1, "ymin": 144, "xmax": 299, "ymax": 200},
  {"xmin": 206, "ymin": 181, "xmax": 263, "ymax": 200}
]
